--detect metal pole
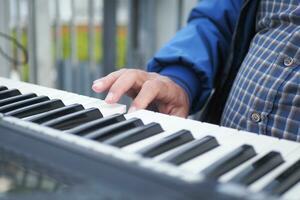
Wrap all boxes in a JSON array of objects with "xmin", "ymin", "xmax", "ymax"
[
  {"xmin": 177, "ymin": 0, "xmax": 184, "ymax": 30},
  {"xmin": 27, "ymin": 0, "xmax": 38, "ymax": 84},
  {"xmin": 126, "ymin": 0, "xmax": 140, "ymax": 68},
  {"xmin": 68, "ymin": 0, "xmax": 78, "ymax": 92},
  {"xmin": 127, "ymin": 0, "xmax": 158, "ymax": 69},
  {"xmin": 55, "ymin": 0, "xmax": 62, "ymax": 61},
  {"xmin": 88, "ymin": 0, "xmax": 95, "ymax": 68},
  {"xmin": 139, "ymin": 0, "xmax": 156, "ymax": 65},
  {"xmin": 86, "ymin": 0, "xmax": 96, "ymax": 96},
  {"xmin": 27, "ymin": 0, "xmax": 54, "ymax": 87},
  {"xmin": 102, "ymin": 0, "xmax": 117, "ymax": 75},
  {"xmin": 54, "ymin": 0, "xmax": 64, "ymax": 89},
  {"xmin": 0, "ymin": 0, "xmax": 12, "ymax": 78},
  {"xmin": 70, "ymin": 0, "xmax": 77, "ymax": 65},
  {"xmin": 16, "ymin": 0, "xmax": 23, "ymax": 79}
]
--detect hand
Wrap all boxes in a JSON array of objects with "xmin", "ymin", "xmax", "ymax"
[{"xmin": 92, "ymin": 69, "xmax": 190, "ymax": 118}]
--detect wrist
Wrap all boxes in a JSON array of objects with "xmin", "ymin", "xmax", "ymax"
[{"xmin": 158, "ymin": 65, "xmax": 200, "ymax": 110}]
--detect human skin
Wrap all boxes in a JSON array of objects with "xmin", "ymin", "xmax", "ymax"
[{"xmin": 92, "ymin": 68, "xmax": 190, "ymax": 118}]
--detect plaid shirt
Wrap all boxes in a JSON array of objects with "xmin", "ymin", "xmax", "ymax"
[{"xmin": 221, "ymin": 0, "xmax": 300, "ymax": 141}]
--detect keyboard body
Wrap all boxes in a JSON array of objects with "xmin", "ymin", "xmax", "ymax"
[
  {"xmin": 0, "ymin": 77, "xmax": 299, "ymax": 200},
  {"xmin": 0, "ymin": 116, "xmax": 249, "ymax": 200}
]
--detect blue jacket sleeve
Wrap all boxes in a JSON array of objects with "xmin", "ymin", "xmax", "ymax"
[{"xmin": 147, "ymin": 0, "xmax": 243, "ymax": 113}]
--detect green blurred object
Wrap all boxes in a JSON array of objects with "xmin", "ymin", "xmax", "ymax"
[
  {"xmin": 11, "ymin": 25, "xmax": 127, "ymax": 81},
  {"xmin": 58, "ymin": 25, "xmax": 127, "ymax": 66}
]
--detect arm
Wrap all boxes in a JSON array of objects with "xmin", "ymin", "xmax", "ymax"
[
  {"xmin": 147, "ymin": 0, "xmax": 243, "ymax": 113},
  {"xmin": 92, "ymin": 0, "xmax": 242, "ymax": 118}
]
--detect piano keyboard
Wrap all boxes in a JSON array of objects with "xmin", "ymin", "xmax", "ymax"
[
  {"xmin": 0, "ymin": 77, "xmax": 299, "ymax": 200},
  {"xmin": 0, "ymin": 77, "xmax": 126, "ymax": 117}
]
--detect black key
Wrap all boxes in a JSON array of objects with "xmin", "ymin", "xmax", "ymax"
[
  {"xmin": 42, "ymin": 108, "xmax": 103, "ymax": 130},
  {"xmin": 0, "ymin": 96, "xmax": 49, "ymax": 113},
  {"xmin": 230, "ymin": 151, "xmax": 284, "ymax": 185},
  {"xmin": 84, "ymin": 118, "xmax": 144, "ymax": 141},
  {"xmin": 67, "ymin": 113, "xmax": 126, "ymax": 136},
  {"xmin": 0, "ymin": 93, "xmax": 37, "ymax": 107},
  {"xmin": 137, "ymin": 130, "xmax": 194, "ymax": 158},
  {"xmin": 103, "ymin": 122, "xmax": 164, "ymax": 147},
  {"xmin": 202, "ymin": 145, "xmax": 257, "ymax": 179},
  {"xmin": 0, "ymin": 89, "xmax": 21, "ymax": 100},
  {"xmin": 0, "ymin": 86, "xmax": 8, "ymax": 91},
  {"xmin": 263, "ymin": 159, "xmax": 300, "ymax": 196},
  {"xmin": 6, "ymin": 99, "xmax": 65, "ymax": 118},
  {"xmin": 160, "ymin": 136, "xmax": 219, "ymax": 165},
  {"xmin": 24, "ymin": 104, "xmax": 84, "ymax": 124}
]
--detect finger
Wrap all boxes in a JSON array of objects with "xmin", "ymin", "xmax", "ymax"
[
  {"xmin": 128, "ymin": 80, "xmax": 162, "ymax": 112},
  {"xmin": 157, "ymin": 103, "xmax": 171, "ymax": 114},
  {"xmin": 92, "ymin": 69, "xmax": 126, "ymax": 93},
  {"xmin": 169, "ymin": 107, "xmax": 188, "ymax": 118},
  {"xmin": 162, "ymin": 97, "xmax": 188, "ymax": 118},
  {"xmin": 105, "ymin": 70, "xmax": 142, "ymax": 103}
]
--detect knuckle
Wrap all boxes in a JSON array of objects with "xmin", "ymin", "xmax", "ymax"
[
  {"xmin": 143, "ymin": 80, "xmax": 161, "ymax": 95},
  {"xmin": 108, "ymin": 73, "xmax": 117, "ymax": 81},
  {"xmin": 148, "ymin": 72, "xmax": 160, "ymax": 80},
  {"xmin": 124, "ymin": 68, "xmax": 133, "ymax": 74},
  {"xmin": 124, "ymin": 69, "xmax": 138, "ymax": 78},
  {"xmin": 118, "ymin": 68, "xmax": 127, "ymax": 73},
  {"xmin": 129, "ymin": 69, "xmax": 147, "ymax": 78},
  {"xmin": 137, "ymin": 69, "xmax": 147, "ymax": 75},
  {"xmin": 110, "ymin": 79, "xmax": 124, "ymax": 91},
  {"xmin": 111, "ymin": 68, "xmax": 126, "ymax": 78},
  {"xmin": 161, "ymin": 76, "xmax": 173, "ymax": 83},
  {"xmin": 144, "ymin": 79, "xmax": 158, "ymax": 88},
  {"xmin": 97, "ymin": 76, "xmax": 109, "ymax": 86},
  {"xmin": 111, "ymin": 77, "xmax": 133, "ymax": 93}
]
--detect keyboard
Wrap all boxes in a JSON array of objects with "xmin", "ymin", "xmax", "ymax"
[{"xmin": 0, "ymin": 77, "xmax": 299, "ymax": 200}]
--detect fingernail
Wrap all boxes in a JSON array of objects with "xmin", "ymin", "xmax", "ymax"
[
  {"xmin": 128, "ymin": 106, "xmax": 137, "ymax": 113},
  {"xmin": 105, "ymin": 92, "xmax": 114, "ymax": 102},
  {"xmin": 92, "ymin": 81, "xmax": 103, "ymax": 90},
  {"xmin": 93, "ymin": 79, "xmax": 102, "ymax": 84}
]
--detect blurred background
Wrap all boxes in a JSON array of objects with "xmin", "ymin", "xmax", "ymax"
[{"xmin": 0, "ymin": 0, "xmax": 198, "ymax": 104}]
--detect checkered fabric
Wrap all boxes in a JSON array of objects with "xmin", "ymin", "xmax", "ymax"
[{"xmin": 221, "ymin": 0, "xmax": 300, "ymax": 141}]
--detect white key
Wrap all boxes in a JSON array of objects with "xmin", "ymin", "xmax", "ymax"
[
  {"xmin": 125, "ymin": 110, "xmax": 159, "ymax": 124},
  {"xmin": 126, "ymin": 110, "xmax": 188, "ymax": 132},
  {"xmin": 0, "ymin": 77, "xmax": 22, "ymax": 88},
  {"xmin": 0, "ymin": 77, "xmax": 126, "ymax": 116},
  {"xmin": 137, "ymin": 111, "xmax": 187, "ymax": 131},
  {"xmin": 125, "ymin": 110, "xmax": 241, "ymax": 159},
  {"xmin": 178, "ymin": 131, "xmax": 290, "ymax": 175},
  {"xmin": 250, "ymin": 147, "xmax": 300, "ymax": 192},
  {"xmin": 282, "ymin": 182, "xmax": 300, "ymax": 200},
  {"xmin": 220, "ymin": 135, "xmax": 299, "ymax": 182},
  {"xmin": 127, "ymin": 110, "xmax": 238, "ymax": 142},
  {"xmin": 122, "ymin": 130, "xmax": 177, "ymax": 153},
  {"xmin": 85, "ymin": 101, "xmax": 126, "ymax": 116},
  {"xmin": 178, "ymin": 128, "xmax": 254, "ymax": 173},
  {"xmin": 179, "ymin": 144, "xmax": 241, "ymax": 173},
  {"xmin": 126, "ymin": 110, "xmax": 275, "ymax": 174}
]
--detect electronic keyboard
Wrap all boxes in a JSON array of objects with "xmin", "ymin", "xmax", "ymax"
[{"xmin": 0, "ymin": 77, "xmax": 299, "ymax": 200}]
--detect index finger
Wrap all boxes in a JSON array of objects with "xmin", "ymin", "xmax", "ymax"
[{"xmin": 92, "ymin": 69, "xmax": 126, "ymax": 93}]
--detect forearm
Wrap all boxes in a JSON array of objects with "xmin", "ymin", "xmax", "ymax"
[{"xmin": 147, "ymin": 0, "xmax": 243, "ymax": 113}]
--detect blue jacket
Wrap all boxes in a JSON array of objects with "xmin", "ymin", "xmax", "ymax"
[{"xmin": 147, "ymin": 0, "xmax": 260, "ymax": 124}]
